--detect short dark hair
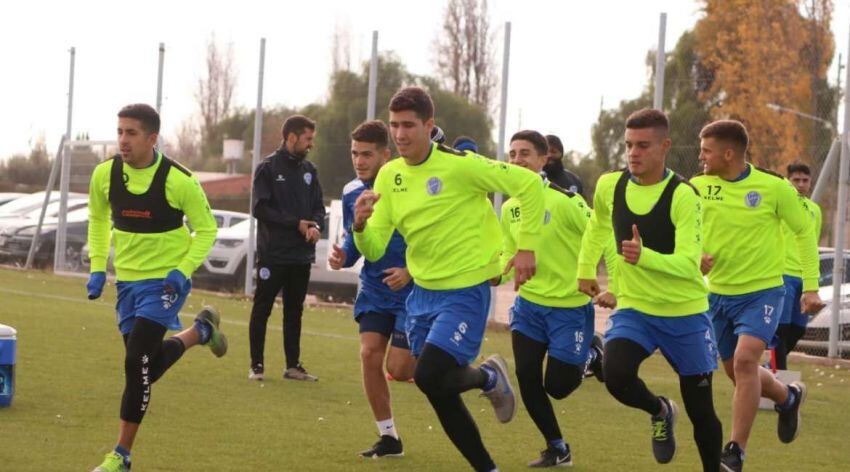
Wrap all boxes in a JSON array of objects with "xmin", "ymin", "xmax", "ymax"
[
  {"xmin": 699, "ymin": 120, "xmax": 749, "ymax": 153},
  {"xmin": 625, "ymin": 108, "xmax": 669, "ymax": 133},
  {"xmin": 281, "ymin": 114, "xmax": 316, "ymax": 140},
  {"xmin": 787, "ymin": 161, "xmax": 811, "ymax": 176},
  {"xmin": 545, "ymin": 134, "xmax": 564, "ymax": 154},
  {"xmin": 118, "ymin": 103, "xmax": 160, "ymax": 134},
  {"xmin": 511, "ymin": 130, "xmax": 549, "ymax": 156},
  {"xmin": 350, "ymin": 120, "xmax": 389, "ymax": 148},
  {"xmin": 389, "ymin": 86, "xmax": 434, "ymax": 121}
]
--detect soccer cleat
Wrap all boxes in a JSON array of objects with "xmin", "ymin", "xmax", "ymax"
[
  {"xmin": 248, "ymin": 363, "xmax": 265, "ymax": 381},
  {"xmin": 776, "ymin": 381, "xmax": 807, "ymax": 443},
  {"xmin": 528, "ymin": 445, "xmax": 573, "ymax": 467},
  {"xmin": 195, "ymin": 306, "xmax": 227, "ymax": 357},
  {"xmin": 91, "ymin": 451, "xmax": 130, "ymax": 472},
  {"xmin": 359, "ymin": 435, "xmax": 404, "ymax": 458},
  {"xmin": 584, "ymin": 332, "xmax": 605, "ymax": 382},
  {"xmin": 720, "ymin": 441, "xmax": 744, "ymax": 472},
  {"xmin": 479, "ymin": 354, "xmax": 517, "ymax": 423},
  {"xmin": 650, "ymin": 396, "xmax": 678, "ymax": 464},
  {"xmin": 284, "ymin": 363, "xmax": 318, "ymax": 381}
]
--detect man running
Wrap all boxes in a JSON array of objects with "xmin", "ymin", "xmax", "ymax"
[
  {"xmin": 775, "ymin": 162, "xmax": 822, "ymax": 369},
  {"xmin": 578, "ymin": 109, "xmax": 723, "ymax": 471},
  {"xmin": 86, "ymin": 103, "xmax": 226, "ymax": 472},
  {"xmin": 500, "ymin": 129, "xmax": 606, "ymax": 467},
  {"xmin": 329, "ymin": 119, "xmax": 416, "ymax": 458},
  {"xmin": 693, "ymin": 120, "xmax": 824, "ymax": 471},
  {"xmin": 353, "ymin": 86, "xmax": 544, "ymax": 471}
]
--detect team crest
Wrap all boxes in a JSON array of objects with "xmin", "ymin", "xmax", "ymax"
[
  {"xmin": 303, "ymin": 173, "xmax": 312, "ymax": 185},
  {"xmin": 745, "ymin": 191, "xmax": 762, "ymax": 208},
  {"xmin": 544, "ymin": 210, "xmax": 552, "ymax": 225},
  {"xmin": 259, "ymin": 267, "xmax": 271, "ymax": 280},
  {"xmin": 427, "ymin": 177, "xmax": 443, "ymax": 196}
]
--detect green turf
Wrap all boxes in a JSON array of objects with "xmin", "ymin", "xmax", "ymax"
[{"xmin": 0, "ymin": 267, "xmax": 848, "ymax": 471}]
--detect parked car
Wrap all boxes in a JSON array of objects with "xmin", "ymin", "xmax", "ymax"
[
  {"xmin": 0, "ymin": 197, "xmax": 88, "ymax": 233},
  {"xmin": 798, "ymin": 248, "xmax": 850, "ymax": 357},
  {"xmin": 0, "ymin": 191, "xmax": 86, "ymax": 218},
  {"xmin": 0, "ymin": 193, "xmax": 27, "ymax": 207},
  {"xmin": 194, "ymin": 203, "xmax": 359, "ymax": 301},
  {"xmin": 0, "ymin": 211, "xmax": 89, "ymax": 270}
]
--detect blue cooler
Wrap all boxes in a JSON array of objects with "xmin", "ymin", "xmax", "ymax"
[{"xmin": 0, "ymin": 324, "xmax": 16, "ymax": 407}]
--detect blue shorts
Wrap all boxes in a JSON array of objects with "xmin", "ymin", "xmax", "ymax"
[
  {"xmin": 405, "ymin": 282, "xmax": 491, "ymax": 366},
  {"xmin": 354, "ymin": 288, "xmax": 409, "ymax": 349},
  {"xmin": 709, "ymin": 286, "xmax": 785, "ymax": 361},
  {"xmin": 780, "ymin": 275, "xmax": 809, "ymax": 327},
  {"xmin": 115, "ymin": 279, "xmax": 189, "ymax": 335},
  {"xmin": 509, "ymin": 296, "xmax": 594, "ymax": 366},
  {"xmin": 605, "ymin": 308, "xmax": 717, "ymax": 376}
]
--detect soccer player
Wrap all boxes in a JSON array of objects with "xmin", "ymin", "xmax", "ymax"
[
  {"xmin": 578, "ymin": 109, "xmax": 723, "ymax": 471},
  {"xmin": 328, "ymin": 119, "xmax": 416, "ymax": 458},
  {"xmin": 353, "ymin": 86, "xmax": 544, "ymax": 472},
  {"xmin": 86, "ymin": 104, "xmax": 226, "ymax": 472},
  {"xmin": 775, "ymin": 162, "xmax": 822, "ymax": 369},
  {"xmin": 693, "ymin": 120, "xmax": 824, "ymax": 471},
  {"xmin": 499, "ymin": 130, "xmax": 605, "ymax": 467}
]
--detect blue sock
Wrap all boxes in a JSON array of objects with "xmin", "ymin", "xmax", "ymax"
[
  {"xmin": 548, "ymin": 438, "xmax": 567, "ymax": 453},
  {"xmin": 114, "ymin": 445, "xmax": 131, "ymax": 465},
  {"xmin": 778, "ymin": 385, "xmax": 797, "ymax": 411},
  {"xmin": 481, "ymin": 365, "xmax": 497, "ymax": 391},
  {"xmin": 194, "ymin": 319, "xmax": 212, "ymax": 344}
]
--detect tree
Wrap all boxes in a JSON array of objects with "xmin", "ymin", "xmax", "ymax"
[
  {"xmin": 434, "ymin": 0, "xmax": 497, "ymax": 111},
  {"xmin": 695, "ymin": 0, "xmax": 835, "ymax": 169},
  {"xmin": 0, "ymin": 138, "xmax": 52, "ymax": 189},
  {"xmin": 197, "ymin": 34, "xmax": 237, "ymax": 158}
]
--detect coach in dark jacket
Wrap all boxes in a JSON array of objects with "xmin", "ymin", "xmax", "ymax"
[
  {"xmin": 249, "ymin": 115, "xmax": 325, "ymax": 382},
  {"xmin": 544, "ymin": 134, "xmax": 584, "ymax": 197}
]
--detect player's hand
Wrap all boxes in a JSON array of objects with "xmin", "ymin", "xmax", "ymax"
[
  {"xmin": 329, "ymin": 244, "xmax": 346, "ymax": 270},
  {"xmin": 578, "ymin": 278, "xmax": 601, "ymax": 297},
  {"xmin": 700, "ymin": 254, "xmax": 714, "ymax": 275},
  {"xmin": 621, "ymin": 224, "xmax": 641, "ymax": 265},
  {"xmin": 382, "ymin": 267, "xmax": 411, "ymax": 292},
  {"xmin": 801, "ymin": 291, "xmax": 826, "ymax": 314},
  {"xmin": 353, "ymin": 190, "xmax": 380, "ymax": 232},
  {"xmin": 86, "ymin": 271, "xmax": 106, "ymax": 300},
  {"xmin": 504, "ymin": 250, "xmax": 536, "ymax": 290},
  {"xmin": 163, "ymin": 269, "xmax": 188, "ymax": 294},
  {"xmin": 593, "ymin": 290, "xmax": 617, "ymax": 309},
  {"xmin": 305, "ymin": 227, "xmax": 321, "ymax": 244},
  {"xmin": 298, "ymin": 220, "xmax": 318, "ymax": 236}
]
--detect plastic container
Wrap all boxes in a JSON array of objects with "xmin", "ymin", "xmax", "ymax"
[{"xmin": 0, "ymin": 323, "xmax": 17, "ymax": 407}]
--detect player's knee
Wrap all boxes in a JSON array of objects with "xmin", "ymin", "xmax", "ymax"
[
  {"xmin": 413, "ymin": 361, "xmax": 443, "ymax": 397},
  {"xmin": 732, "ymin": 354, "xmax": 759, "ymax": 377},
  {"xmin": 544, "ymin": 364, "xmax": 582, "ymax": 400},
  {"xmin": 387, "ymin": 361, "xmax": 414, "ymax": 381},
  {"xmin": 360, "ymin": 344, "xmax": 384, "ymax": 369}
]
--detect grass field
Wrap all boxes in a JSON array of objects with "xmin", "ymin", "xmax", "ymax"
[{"xmin": 1, "ymin": 267, "xmax": 849, "ymax": 471}]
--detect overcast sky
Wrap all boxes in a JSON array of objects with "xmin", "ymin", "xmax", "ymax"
[{"xmin": 2, "ymin": 0, "xmax": 848, "ymax": 160}]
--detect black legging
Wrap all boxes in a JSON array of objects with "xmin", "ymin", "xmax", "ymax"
[
  {"xmin": 774, "ymin": 324, "xmax": 807, "ymax": 370},
  {"xmin": 603, "ymin": 338, "xmax": 722, "ymax": 472},
  {"xmin": 120, "ymin": 317, "xmax": 185, "ymax": 424},
  {"xmin": 512, "ymin": 331, "xmax": 584, "ymax": 443},
  {"xmin": 413, "ymin": 343, "xmax": 494, "ymax": 472}
]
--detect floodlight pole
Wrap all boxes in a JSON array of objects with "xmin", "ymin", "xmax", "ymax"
[
  {"xmin": 156, "ymin": 42, "xmax": 165, "ymax": 150},
  {"xmin": 367, "ymin": 31, "xmax": 378, "ymax": 120},
  {"xmin": 828, "ymin": 29, "xmax": 850, "ymax": 358},
  {"xmin": 53, "ymin": 47, "xmax": 75, "ymax": 273},
  {"xmin": 489, "ymin": 22, "xmax": 511, "ymax": 322},
  {"xmin": 653, "ymin": 13, "xmax": 667, "ymax": 110},
  {"xmin": 246, "ymin": 38, "xmax": 266, "ymax": 295}
]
